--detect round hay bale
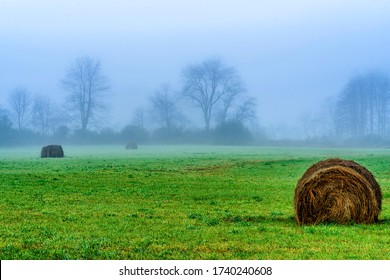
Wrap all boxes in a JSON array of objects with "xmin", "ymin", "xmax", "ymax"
[
  {"xmin": 294, "ymin": 164, "xmax": 381, "ymax": 225},
  {"xmin": 297, "ymin": 158, "xmax": 382, "ymax": 212},
  {"xmin": 41, "ymin": 145, "xmax": 64, "ymax": 158},
  {"xmin": 125, "ymin": 142, "xmax": 138, "ymax": 149}
]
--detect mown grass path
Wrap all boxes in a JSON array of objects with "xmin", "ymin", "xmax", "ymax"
[{"xmin": 0, "ymin": 145, "xmax": 389, "ymax": 259}]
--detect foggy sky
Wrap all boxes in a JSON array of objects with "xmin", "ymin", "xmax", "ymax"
[{"xmin": 1, "ymin": 0, "xmax": 390, "ymax": 130}]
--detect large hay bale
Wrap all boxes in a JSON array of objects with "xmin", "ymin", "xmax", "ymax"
[
  {"xmin": 294, "ymin": 159, "xmax": 381, "ymax": 225},
  {"xmin": 297, "ymin": 158, "xmax": 382, "ymax": 211},
  {"xmin": 41, "ymin": 145, "xmax": 64, "ymax": 158}
]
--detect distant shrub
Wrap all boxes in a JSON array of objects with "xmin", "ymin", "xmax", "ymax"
[
  {"xmin": 151, "ymin": 127, "xmax": 187, "ymax": 144},
  {"xmin": 213, "ymin": 120, "xmax": 253, "ymax": 145},
  {"xmin": 120, "ymin": 125, "xmax": 149, "ymax": 144}
]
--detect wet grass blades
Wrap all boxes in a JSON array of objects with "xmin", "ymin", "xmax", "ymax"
[{"xmin": 0, "ymin": 146, "xmax": 389, "ymax": 259}]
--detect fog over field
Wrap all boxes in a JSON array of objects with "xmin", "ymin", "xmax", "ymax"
[{"xmin": 1, "ymin": 0, "xmax": 390, "ymax": 143}]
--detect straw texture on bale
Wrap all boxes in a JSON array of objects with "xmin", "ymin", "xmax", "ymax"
[
  {"xmin": 297, "ymin": 158, "xmax": 382, "ymax": 211},
  {"xmin": 41, "ymin": 145, "xmax": 64, "ymax": 158},
  {"xmin": 294, "ymin": 158, "xmax": 381, "ymax": 225}
]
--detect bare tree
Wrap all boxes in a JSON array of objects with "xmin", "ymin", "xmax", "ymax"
[
  {"xmin": 31, "ymin": 96, "xmax": 58, "ymax": 135},
  {"xmin": 234, "ymin": 96, "xmax": 257, "ymax": 124},
  {"xmin": 181, "ymin": 59, "xmax": 244, "ymax": 131},
  {"xmin": 61, "ymin": 56, "xmax": 109, "ymax": 134},
  {"xmin": 0, "ymin": 108, "xmax": 13, "ymax": 144},
  {"xmin": 335, "ymin": 72, "xmax": 390, "ymax": 138},
  {"xmin": 366, "ymin": 72, "xmax": 390, "ymax": 136},
  {"xmin": 336, "ymin": 76, "xmax": 366, "ymax": 137},
  {"xmin": 217, "ymin": 90, "xmax": 245, "ymax": 123},
  {"xmin": 0, "ymin": 108, "xmax": 12, "ymax": 130},
  {"xmin": 8, "ymin": 87, "xmax": 32, "ymax": 130},
  {"xmin": 300, "ymin": 111, "xmax": 322, "ymax": 139},
  {"xmin": 148, "ymin": 83, "xmax": 182, "ymax": 129},
  {"xmin": 131, "ymin": 106, "xmax": 146, "ymax": 129},
  {"xmin": 322, "ymin": 96, "xmax": 339, "ymax": 136}
]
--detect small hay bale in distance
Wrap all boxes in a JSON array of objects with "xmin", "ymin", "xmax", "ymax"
[
  {"xmin": 294, "ymin": 158, "xmax": 381, "ymax": 225},
  {"xmin": 125, "ymin": 142, "xmax": 138, "ymax": 149},
  {"xmin": 41, "ymin": 145, "xmax": 64, "ymax": 158}
]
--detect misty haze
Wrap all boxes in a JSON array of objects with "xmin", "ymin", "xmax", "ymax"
[
  {"xmin": 1, "ymin": 0, "xmax": 390, "ymax": 146},
  {"xmin": 2, "ymin": 0, "xmax": 390, "ymax": 266}
]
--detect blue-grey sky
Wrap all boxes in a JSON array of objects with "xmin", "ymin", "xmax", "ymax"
[{"xmin": 1, "ymin": 0, "xmax": 390, "ymax": 130}]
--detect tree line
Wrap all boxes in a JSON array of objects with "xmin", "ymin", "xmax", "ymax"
[
  {"xmin": 335, "ymin": 72, "xmax": 390, "ymax": 138},
  {"xmin": 1, "ymin": 55, "xmax": 390, "ymax": 147},
  {"xmin": 0, "ymin": 56, "xmax": 258, "ymax": 146},
  {"xmin": 300, "ymin": 71, "xmax": 390, "ymax": 146}
]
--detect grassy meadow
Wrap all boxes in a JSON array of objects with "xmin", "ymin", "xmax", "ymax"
[{"xmin": 0, "ymin": 145, "xmax": 389, "ymax": 260}]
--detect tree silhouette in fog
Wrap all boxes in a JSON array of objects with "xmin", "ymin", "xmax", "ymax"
[
  {"xmin": 148, "ymin": 83, "xmax": 182, "ymax": 130},
  {"xmin": 61, "ymin": 56, "xmax": 109, "ymax": 134},
  {"xmin": 8, "ymin": 87, "xmax": 32, "ymax": 130},
  {"xmin": 181, "ymin": 59, "xmax": 244, "ymax": 131},
  {"xmin": 335, "ymin": 72, "xmax": 390, "ymax": 138}
]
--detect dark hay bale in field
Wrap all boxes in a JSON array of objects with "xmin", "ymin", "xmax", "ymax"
[
  {"xmin": 41, "ymin": 145, "xmax": 64, "ymax": 158},
  {"xmin": 294, "ymin": 160, "xmax": 381, "ymax": 225},
  {"xmin": 297, "ymin": 158, "xmax": 382, "ymax": 212},
  {"xmin": 125, "ymin": 142, "xmax": 138, "ymax": 149}
]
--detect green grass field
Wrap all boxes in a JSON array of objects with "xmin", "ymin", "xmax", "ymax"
[{"xmin": 0, "ymin": 145, "xmax": 389, "ymax": 260}]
